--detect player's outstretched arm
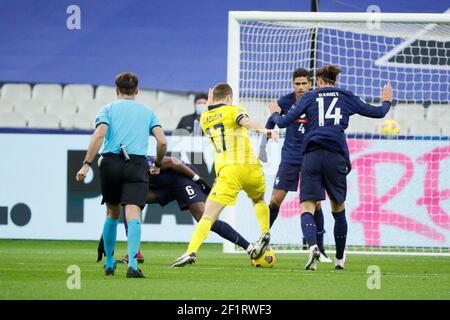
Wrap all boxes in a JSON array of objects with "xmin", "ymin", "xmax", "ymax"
[
  {"xmin": 158, "ymin": 157, "xmax": 211, "ymax": 194},
  {"xmin": 160, "ymin": 157, "xmax": 196, "ymax": 177},
  {"xmin": 239, "ymin": 117, "xmax": 278, "ymax": 142},
  {"xmin": 76, "ymin": 124, "xmax": 108, "ymax": 181},
  {"xmin": 259, "ymin": 115, "xmax": 276, "ymax": 162},
  {"xmin": 354, "ymin": 82, "xmax": 393, "ymax": 118},
  {"xmin": 207, "ymin": 88, "xmax": 214, "ymax": 106},
  {"xmin": 150, "ymin": 126, "xmax": 168, "ymax": 175},
  {"xmin": 269, "ymin": 99, "xmax": 306, "ymax": 128}
]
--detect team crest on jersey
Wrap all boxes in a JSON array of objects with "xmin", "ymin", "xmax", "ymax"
[{"xmin": 294, "ymin": 115, "xmax": 309, "ymax": 124}]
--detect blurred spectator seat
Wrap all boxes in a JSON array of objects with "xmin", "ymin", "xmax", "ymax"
[
  {"xmin": 0, "ymin": 113, "xmax": 27, "ymax": 127},
  {"xmin": 157, "ymin": 91, "xmax": 189, "ymax": 104},
  {"xmin": 392, "ymin": 104, "xmax": 425, "ymax": 122},
  {"xmin": 0, "ymin": 100, "xmax": 14, "ymax": 114},
  {"xmin": 60, "ymin": 114, "xmax": 94, "ymax": 130},
  {"xmin": 407, "ymin": 118, "xmax": 441, "ymax": 136},
  {"xmin": 63, "ymin": 84, "xmax": 94, "ymax": 102},
  {"xmin": 95, "ymin": 85, "xmax": 116, "ymax": 101},
  {"xmin": 32, "ymin": 84, "xmax": 62, "ymax": 100},
  {"xmin": 27, "ymin": 114, "xmax": 60, "ymax": 129},
  {"xmin": 1, "ymin": 83, "xmax": 32, "ymax": 101},
  {"xmin": 46, "ymin": 100, "xmax": 78, "ymax": 116},
  {"xmin": 14, "ymin": 100, "xmax": 46, "ymax": 116},
  {"xmin": 78, "ymin": 100, "xmax": 107, "ymax": 120},
  {"xmin": 136, "ymin": 89, "xmax": 158, "ymax": 107}
]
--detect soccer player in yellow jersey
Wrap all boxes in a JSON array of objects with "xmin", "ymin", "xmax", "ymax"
[{"xmin": 171, "ymin": 83, "xmax": 278, "ymax": 267}]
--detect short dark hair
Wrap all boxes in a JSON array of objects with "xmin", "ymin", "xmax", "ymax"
[
  {"xmin": 212, "ymin": 83, "xmax": 233, "ymax": 101},
  {"xmin": 292, "ymin": 68, "xmax": 310, "ymax": 81},
  {"xmin": 316, "ymin": 65, "xmax": 341, "ymax": 84},
  {"xmin": 115, "ymin": 72, "xmax": 139, "ymax": 95},
  {"xmin": 194, "ymin": 93, "xmax": 208, "ymax": 104}
]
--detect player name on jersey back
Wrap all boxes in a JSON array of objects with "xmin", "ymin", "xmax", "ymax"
[
  {"xmin": 317, "ymin": 91, "xmax": 339, "ymax": 97},
  {"xmin": 202, "ymin": 113, "xmax": 223, "ymax": 125}
]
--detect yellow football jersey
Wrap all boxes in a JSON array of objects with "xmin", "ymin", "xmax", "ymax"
[{"xmin": 200, "ymin": 104, "xmax": 259, "ymax": 173}]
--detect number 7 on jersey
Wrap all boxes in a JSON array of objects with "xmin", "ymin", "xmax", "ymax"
[{"xmin": 205, "ymin": 123, "xmax": 226, "ymax": 153}]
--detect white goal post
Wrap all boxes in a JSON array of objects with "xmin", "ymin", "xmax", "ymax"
[{"xmin": 225, "ymin": 11, "xmax": 450, "ymax": 256}]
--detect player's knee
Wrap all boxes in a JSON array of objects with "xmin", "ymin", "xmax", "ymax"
[
  {"xmin": 106, "ymin": 203, "xmax": 121, "ymax": 219},
  {"xmin": 331, "ymin": 201, "xmax": 345, "ymax": 213},
  {"xmin": 250, "ymin": 193, "xmax": 265, "ymax": 205},
  {"xmin": 124, "ymin": 204, "xmax": 141, "ymax": 220},
  {"xmin": 146, "ymin": 191, "xmax": 158, "ymax": 204},
  {"xmin": 300, "ymin": 200, "xmax": 316, "ymax": 214},
  {"xmin": 315, "ymin": 201, "xmax": 322, "ymax": 210},
  {"xmin": 189, "ymin": 204, "xmax": 203, "ymax": 222},
  {"xmin": 270, "ymin": 191, "xmax": 286, "ymax": 207},
  {"xmin": 192, "ymin": 213, "xmax": 201, "ymax": 222},
  {"xmin": 270, "ymin": 195, "xmax": 282, "ymax": 208}
]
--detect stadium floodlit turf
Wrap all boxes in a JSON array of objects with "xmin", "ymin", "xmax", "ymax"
[{"xmin": 0, "ymin": 240, "xmax": 449, "ymax": 300}]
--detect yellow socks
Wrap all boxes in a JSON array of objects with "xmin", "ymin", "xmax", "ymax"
[
  {"xmin": 187, "ymin": 216, "xmax": 213, "ymax": 253},
  {"xmin": 254, "ymin": 201, "xmax": 270, "ymax": 234}
]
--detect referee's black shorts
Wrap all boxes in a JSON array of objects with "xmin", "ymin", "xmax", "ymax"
[{"xmin": 99, "ymin": 153, "xmax": 149, "ymax": 209}]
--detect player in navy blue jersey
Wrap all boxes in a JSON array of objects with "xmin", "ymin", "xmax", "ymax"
[
  {"xmin": 259, "ymin": 68, "xmax": 330, "ymax": 262},
  {"xmin": 269, "ymin": 65, "xmax": 393, "ymax": 270},
  {"xmin": 97, "ymin": 156, "xmax": 256, "ymax": 263}
]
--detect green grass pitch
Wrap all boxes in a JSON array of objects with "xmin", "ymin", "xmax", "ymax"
[{"xmin": 0, "ymin": 240, "xmax": 449, "ymax": 300}]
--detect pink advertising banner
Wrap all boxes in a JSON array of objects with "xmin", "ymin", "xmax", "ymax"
[{"xmin": 261, "ymin": 138, "xmax": 450, "ymax": 249}]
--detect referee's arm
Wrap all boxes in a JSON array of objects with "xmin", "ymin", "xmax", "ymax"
[
  {"xmin": 76, "ymin": 124, "xmax": 108, "ymax": 181},
  {"xmin": 150, "ymin": 126, "xmax": 167, "ymax": 174}
]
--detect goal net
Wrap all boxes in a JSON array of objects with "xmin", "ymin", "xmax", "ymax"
[{"xmin": 225, "ymin": 12, "xmax": 450, "ymax": 255}]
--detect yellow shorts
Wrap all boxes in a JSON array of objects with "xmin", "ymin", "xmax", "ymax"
[{"xmin": 208, "ymin": 164, "xmax": 266, "ymax": 206}]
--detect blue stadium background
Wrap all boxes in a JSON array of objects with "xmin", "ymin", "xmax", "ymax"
[{"xmin": 0, "ymin": 0, "xmax": 447, "ymax": 93}]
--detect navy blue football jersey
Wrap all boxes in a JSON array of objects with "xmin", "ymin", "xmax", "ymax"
[
  {"xmin": 272, "ymin": 87, "xmax": 391, "ymax": 159},
  {"xmin": 264, "ymin": 92, "xmax": 308, "ymax": 165}
]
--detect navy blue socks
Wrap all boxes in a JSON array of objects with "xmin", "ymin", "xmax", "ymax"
[
  {"xmin": 301, "ymin": 212, "xmax": 317, "ymax": 246},
  {"xmin": 269, "ymin": 204, "xmax": 280, "ymax": 227},
  {"xmin": 314, "ymin": 208, "xmax": 325, "ymax": 251},
  {"xmin": 333, "ymin": 210, "xmax": 348, "ymax": 259},
  {"xmin": 211, "ymin": 220, "xmax": 250, "ymax": 251}
]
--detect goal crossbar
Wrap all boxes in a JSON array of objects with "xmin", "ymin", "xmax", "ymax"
[{"xmin": 229, "ymin": 11, "xmax": 450, "ymax": 24}]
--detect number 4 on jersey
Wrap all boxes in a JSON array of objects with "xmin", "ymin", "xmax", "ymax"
[
  {"xmin": 316, "ymin": 97, "xmax": 342, "ymax": 126},
  {"xmin": 298, "ymin": 124, "xmax": 305, "ymax": 134},
  {"xmin": 298, "ymin": 114, "xmax": 306, "ymax": 133}
]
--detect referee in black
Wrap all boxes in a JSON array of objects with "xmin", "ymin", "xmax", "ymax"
[{"xmin": 76, "ymin": 72, "xmax": 167, "ymax": 278}]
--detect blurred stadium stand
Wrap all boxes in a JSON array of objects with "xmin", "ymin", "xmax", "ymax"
[
  {"xmin": 0, "ymin": 82, "xmax": 448, "ymax": 135},
  {"xmin": 0, "ymin": 83, "xmax": 195, "ymax": 131}
]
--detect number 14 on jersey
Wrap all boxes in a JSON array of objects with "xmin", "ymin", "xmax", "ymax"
[{"xmin": 317, "ymin": 97, "xmax": 342, "ymax": 126}]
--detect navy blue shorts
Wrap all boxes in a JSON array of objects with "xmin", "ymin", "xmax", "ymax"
[
  {"xmin": 300, "ymin": 149, "xmax": 347, "ymax": 203},
  {"xmin": 151, "ymin": 182, "xmax": 206, "ymax": 211},
  {"xmin": 273, "ymin": 162, "xmax": 302, "ymax": 192}
]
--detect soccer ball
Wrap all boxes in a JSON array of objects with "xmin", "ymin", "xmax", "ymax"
[
  {"xmin": 251, "ymin": 248, "xmax": 277, "ymax": 268},
  {"xmin": 380, "ymin": 119, "xmax": 400, "ymax": 136}
]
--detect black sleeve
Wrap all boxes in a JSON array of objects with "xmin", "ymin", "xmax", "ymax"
[{"xmin": 176, "ymin": 116, "xmax": 188, "ymax": 129}]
